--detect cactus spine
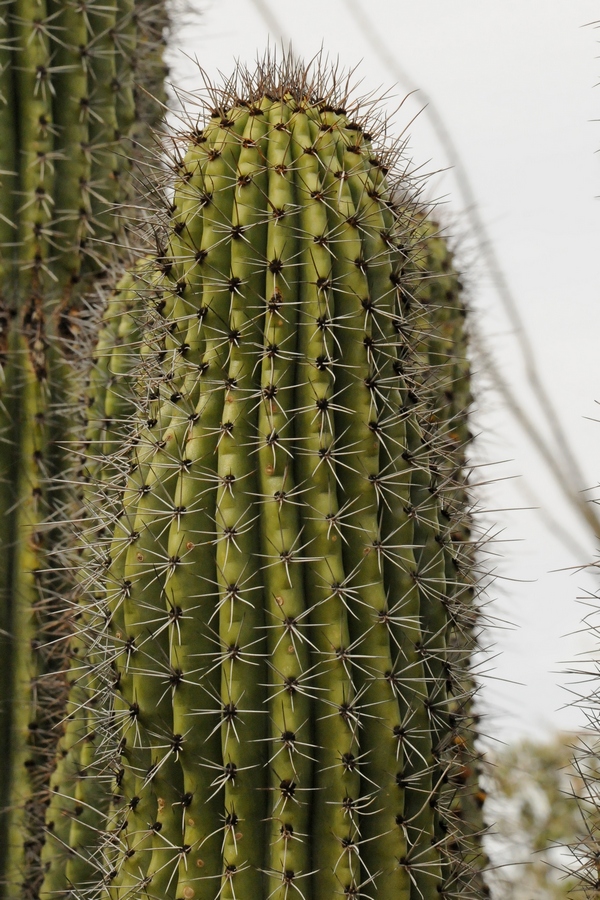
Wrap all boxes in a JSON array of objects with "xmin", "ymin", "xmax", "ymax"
[
  {"xmin": 0, "ymin": 0, "xmax": 168, "ymax": 894},
  {"xmin": 48, "ymin": 62, "xmax": 487, "ymax": 900}
]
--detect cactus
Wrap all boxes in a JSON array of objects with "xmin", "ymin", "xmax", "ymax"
[
  {"xmin": 43, "ymin": 60, "xmax": 488, "ymax": 900},
  {"xmin": 0, "ymin": 0, "xmax": 169, "ymax": 895},
  {"xmin": 38, "ymin": 258, "xmax": 169, "ymax": 898},
  {"xmin": 408, "ymin": 219, "xmax": 488, "ymax": 891}
]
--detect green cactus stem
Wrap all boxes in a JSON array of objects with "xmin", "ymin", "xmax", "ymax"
[
  {"xmin": 39, "ymin": 267, "xmax": 149, "ymax": 899},
  {"xmin": 44, "ymin": 59, "xmax": 489, "ymax": 900},
  {"xmin": 0, "ymin": 0, "xmax": 169, "ymax": 895}
]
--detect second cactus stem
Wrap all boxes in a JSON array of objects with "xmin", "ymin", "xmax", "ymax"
[
  {"xmin": 43, "ymin": 62, "xmax": 488, "ymax": 900},
  {"xmin": 0, "ymin": 0, "xmax": 168, "ymax": 894}
]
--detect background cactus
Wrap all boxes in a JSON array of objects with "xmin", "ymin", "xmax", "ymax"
[
  {"xmin": 42, "ymin": 59, "xmax": 488, "ymax": 900},
  {"xmin": 0, "ymin": 0, "xmax": 169, "ymax": 895},
  {"xmin": 38, "ymin": 266, "xmax": 150, "ymax": 899}
]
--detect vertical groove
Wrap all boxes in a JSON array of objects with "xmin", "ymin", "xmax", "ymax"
[{"xmin": 292, "ymin": 107, "xmax": 361, "ymax": 898}]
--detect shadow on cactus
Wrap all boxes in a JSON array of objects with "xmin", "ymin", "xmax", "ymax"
[{"xmin": 39, "ymin": 55, "xmax": 492, "ymax": 900}]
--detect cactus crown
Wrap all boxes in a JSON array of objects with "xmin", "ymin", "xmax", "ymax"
[{"xmin": 45, "ymin": 56, "xmax": 486, "ymax": 900}]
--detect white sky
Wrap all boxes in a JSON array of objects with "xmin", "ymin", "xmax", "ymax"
[{"xmin": 167, "ymin": 1, "xmax": 600, "ymax": 743}]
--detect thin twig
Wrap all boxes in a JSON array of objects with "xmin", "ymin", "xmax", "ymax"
[{"xmin": 342, "ymin": 0, "xmax": 599, "ymax": 535}]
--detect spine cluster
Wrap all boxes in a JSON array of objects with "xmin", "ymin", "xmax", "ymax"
[{"xmin": 47, "ymin": 77, "xmax": 488, "ymax": 900}]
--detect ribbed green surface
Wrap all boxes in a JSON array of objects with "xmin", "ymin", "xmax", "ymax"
[
  {"xmin": 40, "ymin": 268, "xmax": 148, "ymax": 899},
  {"xmin": 62, "ymin": 85, "xmax": 487, "ymax": 900},
  {"xmin": 0, "ymin": 1, "xmax": 168, "ymax": 895},
  {"xmin": 408, "ymin": 219, "xmax": 487, "ymax": 892}
]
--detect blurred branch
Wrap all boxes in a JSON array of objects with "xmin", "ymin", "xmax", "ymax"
[
  {"xmin": 471, "ymin": 329, "xmax": 600, "ymax": 543},
  {"xmin": 247, "ymin": 0, "xmax": 291, "ymax": 45},
  {"xmin": 342, "ymin": 0, "xmax": 600, "ymax": 539}
]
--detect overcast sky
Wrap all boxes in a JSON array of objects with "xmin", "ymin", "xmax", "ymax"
[{"xmin": 167, "ymin": 1, "xmax": 600, "ymax": 743}]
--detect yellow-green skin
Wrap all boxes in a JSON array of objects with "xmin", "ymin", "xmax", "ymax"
[{"xmin": 59, "ymin": 93, "xmax": 487, "ymax": 900}]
